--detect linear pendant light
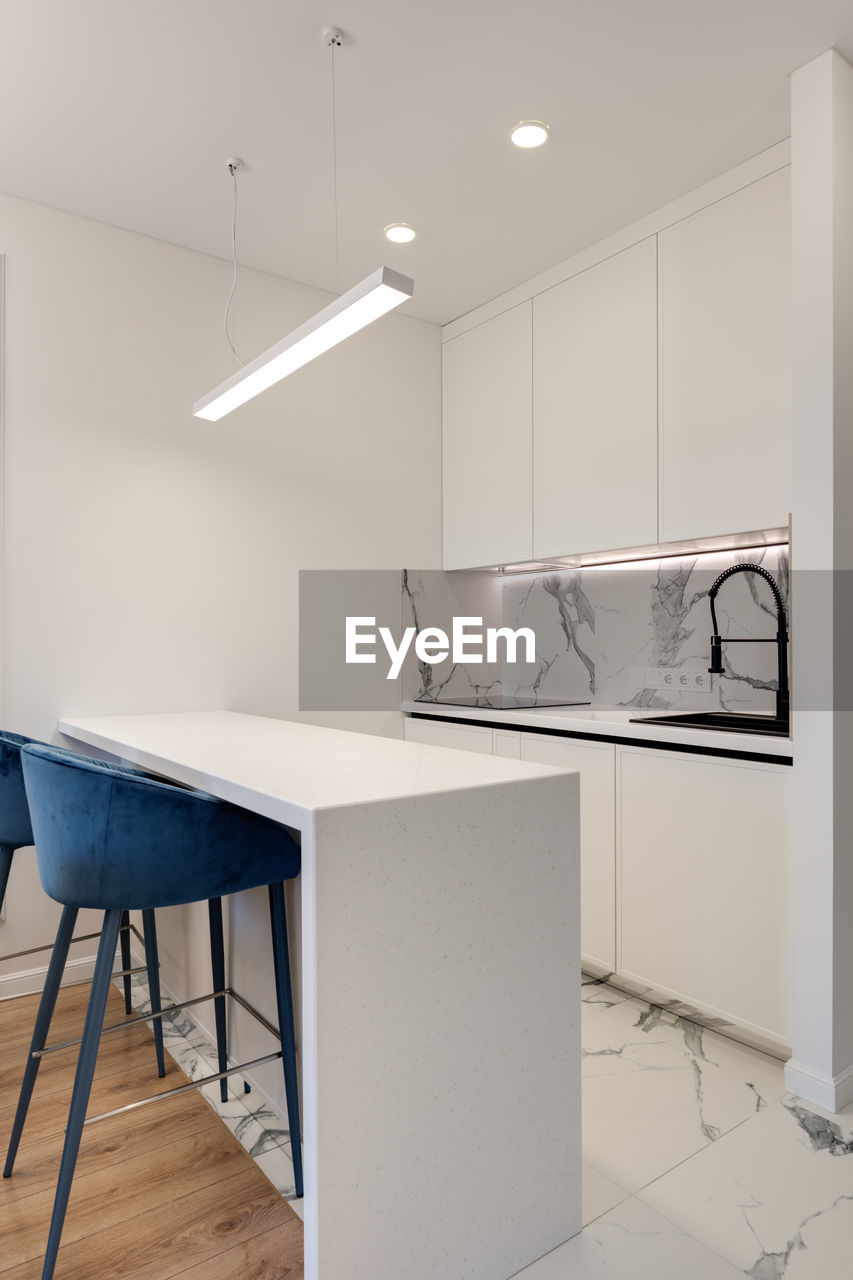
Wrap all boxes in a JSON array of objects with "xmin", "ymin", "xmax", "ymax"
[{"xmin": 194, "ymin": 265, "xmax": 414, "ymax": 421}]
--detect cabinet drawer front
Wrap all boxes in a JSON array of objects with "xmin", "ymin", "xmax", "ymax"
[
  {"xmin": 619, "ymin": 748, "xmax": 789, "ymax": 1042},
  {"xmin": 521, "ymin": 734, "xmax": 616, "ymax": 971}
]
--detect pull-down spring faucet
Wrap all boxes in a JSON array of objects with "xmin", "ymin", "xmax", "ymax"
[{"xmin": 707, "ymin": 563, "xmax": 790, "ymax": 725}]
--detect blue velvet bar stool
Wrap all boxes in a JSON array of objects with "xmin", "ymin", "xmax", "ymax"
[
  {"xmin": 0, "ymin": 731, "xmax": 165, "ymax": 1072},
  {"xmin": 13, "ymin": 743, "xmax": 302, "ymax": 1280}
]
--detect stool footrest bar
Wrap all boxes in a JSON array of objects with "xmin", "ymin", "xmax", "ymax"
[
  {"xmin": 82, "ymin": 1051, "xmax": 284, "ymax": 1126},
  {"xmin": 2, "ymin": 922, "xmax": 145, "ymax": 967},
  {"xmin": 0, "ymin": 931, "xmax": 104, "ymax": 964},
  {"xmin": 227, "ymin": 987, "xmax": 281, "ymax": 1041},
  {"xmin": 112, "ymin": 964, "xmax": 149, "ymax": 980},
  {"xmin": 128, "ymin": 922, "xmax": 145, "ymax": 947},
  {"xmin": 34, "ymin": 989, "xmax": 226, "ymax": 1057}
]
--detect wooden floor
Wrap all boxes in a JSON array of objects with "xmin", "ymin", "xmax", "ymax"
[{"xmin": 0, "ymin": 983, "xmax": 303, "ymax": 1279}]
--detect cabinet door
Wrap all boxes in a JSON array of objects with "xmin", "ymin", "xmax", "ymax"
[
  {"xmin": 533, "ymin": 238, "xmax": 658, "ymax": 557},
  {"xmin": 618, "ymin": 747, "xmax": 789, "ymax": 1045},
  {"xmin": 658, "ymin": 168, "xmax": 791, "ymax": 542},
  {"xmin": 493, "ymin": 730, "xmax": 521, "ymax": 759},
  {"xmin": 403, "ymin": 717, "xmax": 493, "ymax": 754},
  {"xmin": 442, "ymin": 304, "xmax": 533, "ymax": 569},
  {"xmin": 521, "ymin": 734, "xmax": 616, "ymax": 971}
]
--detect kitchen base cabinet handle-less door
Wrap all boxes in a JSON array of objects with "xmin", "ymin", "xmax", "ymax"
[
  {"xmin": 617, "ymin": 746, "xmax": 790, "ymax": 1048},
  {"xmin": 520, "ymin": 735, "xmax": 616, "ymax": 974},
  {"xmin": 403, "ymin": 717, "xmax": 494, "ymax": 754},
  {"xmin": 404, "ymin": 718, "xmax": 617, "ymax": 973}
]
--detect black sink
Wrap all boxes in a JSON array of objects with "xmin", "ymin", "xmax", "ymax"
[{"xmin": 630, "ymin": 711, "xmax": 790, "ymax": 738}]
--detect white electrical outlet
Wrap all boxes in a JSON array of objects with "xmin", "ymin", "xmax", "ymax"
[{"xmin": 646, "ymin": 666, "xmax": 713, "ymax": 692}]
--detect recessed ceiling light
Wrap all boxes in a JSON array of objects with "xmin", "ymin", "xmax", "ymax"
[
  {"xmin": 384, "ymin": 222, "xmax": 417, "ymax": 244},
  {"xmin": 510, "ymin": 121, "xmax": 550, "ymax": 149}
]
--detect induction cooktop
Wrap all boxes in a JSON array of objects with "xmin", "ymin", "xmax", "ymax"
[{"xmin": 416, "ymin": 695, "xmax": 591, "ymax": 711}]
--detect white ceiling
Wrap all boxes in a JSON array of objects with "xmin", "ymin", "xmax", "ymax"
[{"xmin": 1, "ymin": 1, "xmax": 852, "ymax": 325}]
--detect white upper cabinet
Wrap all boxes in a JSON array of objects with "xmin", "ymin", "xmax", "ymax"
[
  {"xmin": 533, "ymin": 238, "xmax": 658, "ymax": 558},
  {"xmin": 442, "ymin": 303, "xmax": 533, "ymax": 569},
  {"xmin": 442, "ymin": 160, "xmax": 791, "ymax": 568},
  {"xmin": 658, "ymin": 168, "xmax": 792, "ymax": 542}
]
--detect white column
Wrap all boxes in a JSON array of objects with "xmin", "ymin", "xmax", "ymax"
[{"xmin": 787, "ymin": 48, "xmax": 853, "ymax": 1111}]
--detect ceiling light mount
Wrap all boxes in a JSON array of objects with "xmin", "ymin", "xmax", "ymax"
[
  {"xmin": 384, "ymin": 222, "xmax": 416, "ymax": 244},
  {"xmin": 322, "ymin": 26, "xmax": 344, "ymax": 47},
  {"xmin": 225, "ymin": 156, "xmax": 243, "ymax": 176},
  {"xmin": 510, "ymin": 120, "xmax": 550, "ymax": 149}
]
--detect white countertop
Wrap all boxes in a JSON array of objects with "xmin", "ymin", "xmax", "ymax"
[
  {"xmin": 58, "ymin": 710, "xmax": 572, "ymax": 828},
  {"xmin": 401, "ymin": 700, "xmax": 793, "ymax": 759}
]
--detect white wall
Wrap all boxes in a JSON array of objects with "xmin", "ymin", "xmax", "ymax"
[{"xmin": 0, "ymin": 188, "xmax": 441, "ymax": 1080}]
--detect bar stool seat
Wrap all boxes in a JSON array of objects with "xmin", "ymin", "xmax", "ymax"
[
  {"xmin": 8, "ymin": 742, "xmax": 302, "ymax": 1280},
  {"xmin": 0, "ymin": 731, "xmax": 165, "ymax": 1063}
]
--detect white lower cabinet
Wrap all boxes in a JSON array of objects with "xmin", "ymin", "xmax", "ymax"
[
  {"xmin": 493, "ymin": 729, "xmax": 522, "ymax": 759},
  {"xmin": 618, "ymin": 746, "xmax": 789, "ymax": 1046},
  {"xmin": 404, "ymin": 717, "xmax": 789, "ymax": 1047},
  {"xmin": 404, "ymin": 718, "xmax": 615, "ymax": 972},
  {"xmin": 403, "ymin": 717, "xmax": 493, "ymax": 754},
  {"xmin": 519, "ymin": 734, "xmax": 616, "ymax": 972}
]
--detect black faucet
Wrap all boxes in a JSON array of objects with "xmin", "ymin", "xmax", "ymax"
[{"xmin": 707, "ymin": 563, "xmax": 790, "ymax": 725}]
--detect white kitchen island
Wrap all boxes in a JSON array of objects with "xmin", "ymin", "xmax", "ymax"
[{"xmin": 58, "ymin": 711, "xmax": 581, "ymax": 1280}]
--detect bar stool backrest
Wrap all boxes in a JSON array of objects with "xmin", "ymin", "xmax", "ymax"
[
  {"xmin": 0, "ymin": 730, "xmax": 41, "ymax": 848},
  {"xmin": 21, "ymin": 743, "xmax": 300, "ymax": 912}
]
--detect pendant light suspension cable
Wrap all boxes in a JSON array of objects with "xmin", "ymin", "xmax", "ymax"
[
  {"xmin": 192, "ymin": 27, "xmax": 414, "ymax": 421},
  {"xmin": 224, "ymin": 159, "xmax": 243, "ymax": 366},
  {"xmin": 327, "ymin": 28, "xmax": 342, "ymax": 294}
]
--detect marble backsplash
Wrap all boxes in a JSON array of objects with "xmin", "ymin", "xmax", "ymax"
[{"xmin": 402, "ymin": 545, "xmax": 789, "ymax": 715}]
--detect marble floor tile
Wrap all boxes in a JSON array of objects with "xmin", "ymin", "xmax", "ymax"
[
  {"xmin": 582, "ymin": 994, "xmax": 785, "ymax": 1192},
  {"xmin": 254, "ymin": 1143, "xmax": 298, "ymax": 1201},
  {"xmin": 580, "ymin": 973, "xmax": 634, "ymax": 1017},
  {"xmin": 121, "ymin": 970, "xmax": 852, "ymax": 1275},
  {"xmin": 638, "ymin": 1094, "xmax": 853, "ymax": 1278},
  {"xmin": 513, "ymin": 1197, "xmax": 746, "ymax": 1279},
  {"xmin": 582, "ymin": 1162, "xmax": 630, "ymax": 1226}
]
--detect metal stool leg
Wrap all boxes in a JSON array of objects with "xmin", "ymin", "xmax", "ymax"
[
  {"xmin": 141, "ymin": 910, "xmax": 166, "ymax": 1078},
  {"xmin": 0, "ymin": 844, "xmax": 13, "ymax": 916},
  {"xmin": 119, "ymin": 909, "xmax": 133, "ymax": 1014},
  {"xmin": 268, "ymin": 881, "xmax": 303, "ymax": 1198},
  {"xmin": 41, "ymin": 909, "xmax": 123, "ymax": 1280},
  {"xmin": 3, "ymin": 905, "xmax": 79, "ymax": 1178},
  {"xmin": 208, "ymin": 897, "xmax": 229, "ymax": 1103}
]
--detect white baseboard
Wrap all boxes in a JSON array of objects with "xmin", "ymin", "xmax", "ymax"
[
  {"xmin": 785, "ymin": 1058, "xmax": 853, "ymax": 1114},
  {"xmin": 0, "ymin": 952, "xmax": 98, "ymax": 1002}
]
